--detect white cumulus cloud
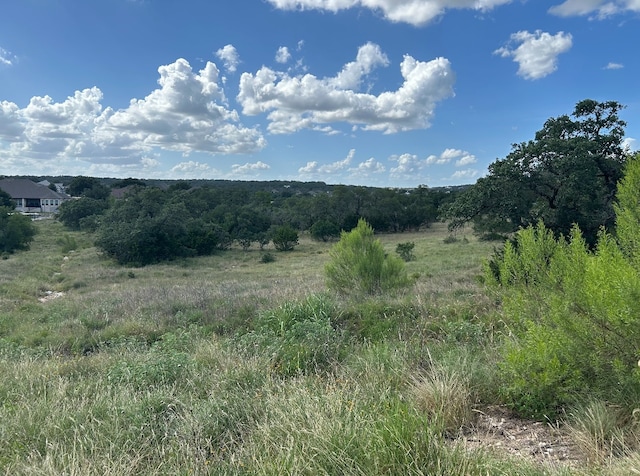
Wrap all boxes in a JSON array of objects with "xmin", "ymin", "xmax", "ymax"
[
  {"xmin": 276, "ymin": 46, "xmax": 292, "ymax": 64},
  {"xmin": 604, "ymin": 62, "xmax": 624, "ymax": 70},
  {"xmin": 238, "ymin": 42, "xmax": 455, "ymax": 134},
  {"xmin": 426, "ymin": 148, "xmax": 476, "ymax": 166},
  {"xmin": 216, "ymin": 44, "xmax": 240, "ymax": 73},
  {"xmin": 494, "ymin": 30, "xmax": 573, "ymax": 80},
  {"xmin": 0, "ymin": 58, "xmax": 266, "ymax": 177},
  {"xmin": 299, "ymin": 149, "xmax": 355, "ymax": 176},
  {"xmin": 353, "ymin": 157, "xmax": 386, "ymax": 173},
  {"xmin": 389, "ymin": 153, "xmax": 422, "ymax": 178},
  {"xmin": 170, "ymin": 160, "xmax": 220, "ymax": 179},
  {"xmin": 266, "ymin": 0, "xmax": 512, "ymax": 26},
  {"xmin": 231, "ymin": 161, "xmax": 271, "ymax": 175}
]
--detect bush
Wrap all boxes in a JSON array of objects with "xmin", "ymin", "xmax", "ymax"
[
  {"xmin": 615, "ymin": 153, "xmax": 640, "ymax": 271},
  {"xmin": 236, "ymin": 295, "xmax": 345, "ymax": 376},
  {"xmin": 260, "ymin": 252, "xmax": 275, "ymax": 263},
  {"xmin": 271, "ymin": 225, "xmax": 299, "ymax": 251},
  {"xmin": 309, "ymin": 219, "xmax": 340, "ymax": 242},
  {"xmin": 395, "ymin": 241, "xmax": 415, "ymax": 261},
  {"xmin": 0, "ymin": 207, "xmax": 37, "ymax": 253},
  {"xmin": 325, "ymin": 219, "xmax": 411, "ymax": 296},
  {"xmin": 57, "ymin": 197, "xmax": 108, "ymax": 231},
  {"xmin": 489, "ymin": 220, "xmax": 640, "ymax": 418}
]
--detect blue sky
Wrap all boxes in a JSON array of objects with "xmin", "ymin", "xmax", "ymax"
[{"xmin": 0, "ymin": 0, "xmax": 638, "ymax": 187}]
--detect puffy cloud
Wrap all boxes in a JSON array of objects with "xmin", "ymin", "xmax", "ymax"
[
  {"xmin": 351, "ymin": 157, "xmax": 386, "ymax": 174},
  {"xmin": 231, "ymin": 160, "xmax": 271, "ymax": 175},
  {"xmin": 604, "ymin": 62, "xmax": 624, "ymax": 70},
  {"xmin": 0, "ymin": 100, "xmax": 24, "ymax": 140},
  {"xmin": 455, "ymin": 154, "xmax": 477, "ymax": 166},
  {"xmin": 89, "ymin": 59, "xmax": 265, "ymax": 155},
  {"xmin": 298, "ymin": 161, "xmax": 320, "ymax": 174},
  {"xmin": 0, "ymin": 58, "xmax": 266, "ymax": 175},
  {"xmin": 170, "ymin": 160, "xmax": 218, "ymax": 179},
  {"xmin": 238, "ymin": 42, "xmax": 455, "ymax": 134},
  {"xmin": 299, "ymin": 149, "xmax": 354, "ymax": 176},
  {"xmin": 216, "ymin": 44, "xmax": 240, "ymax": 73},
  {"xmin": 494, "ymin": 30, "xmax": 573, "ymax": 80},
  {"xmin": 266, "ymin": 0, "xmax": 512, "ymax": 26},
  {"xmin": 389, "ymin": 153, "xmax": 422, "ymax": 178},
  {"xmin": 276, "ymin": 46, "xmax": 292, "ymax": 64},
  {"xmin": 549, "ymin": 0, "xmax": 640, "ymax": 18},
  {"xmin": 425, "ymin": 148, "xmax": 476, "ymax": 166},
  {"xmin": 330, "ymin": 42, "xmax": 389, "ymax": 89}
]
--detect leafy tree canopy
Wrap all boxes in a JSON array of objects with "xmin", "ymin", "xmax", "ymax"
[
  {"xmin": 67, "ymin": 176, "xmax": 110, "ymax": 200},
  {"xmin": 0, "ymin": 189, "xmax": 13, "ymax": 208},
  {"xmin": 57, "ymin": 198, "xmax": 108, "ymax": 231},
  {"xmin": 0, "ymin": 207, "xmax": 37, "ymax": 254},
  {"xmin": 111, "ymin": 177, "xmax": 147, "ymax": 189},
  {"xmin": 271, "ymin": 225, "xmax": 299, "ymax": 251},
  {"xmin": 445, "ymin": 99, "xmax": 630, "ymax": 245}
]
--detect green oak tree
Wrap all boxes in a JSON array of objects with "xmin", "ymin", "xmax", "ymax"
[{"xmin": 445, "ymin": 99, "xmax": 629, "ymax": 245}]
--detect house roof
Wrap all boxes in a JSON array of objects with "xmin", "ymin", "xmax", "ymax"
[{"xmin": 0, "ymin": 178, "xmax": 69, "ymax": 199}]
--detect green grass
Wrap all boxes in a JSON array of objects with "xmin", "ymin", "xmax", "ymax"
[{"xmin": 0, "ymin": 219, "xmax": 636, "ymax": 474}]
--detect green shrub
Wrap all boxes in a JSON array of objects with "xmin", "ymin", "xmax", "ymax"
[
  {"xmin": 615, "ymin": 153, "xmax": 640, "ymax": 272},
  {"xmin": 260, "ymin": 252, "xmax": 275, "ymax": 263},
  {"xmin": 489, "ymin": 220, "xmax": 640, "ymax": 418},
  {"xmin": 498, "ymin": 324, "xmax": 582, "ymax": 419},
  {"xmin": 57, "ymin": 197, "xmax": 107, "ymax": 231},
  {"xmin": 334, "ymin": 300, "xmax": 418, "ymax": 342},
  {"xmin": 271, "ymin": 225, "xmax": 299, "ymax": 251},
  {"xmin": 325, "ymin": 219, "xmax": 411, "ymax": 296},
  {"xmin": 395, "ymin": 241, "xmax": 415, "ymax": 261},
  {"xmin": 236, "ymin": 295, "xmax": 345, "ymax": 376},
  {"xmin": 0, "ymin": 207, "xmax": 37, "ymax": 253},
  {"xmin": 309, "ymin": 219, "xmax": 340, "ymax": 242},
  {"xmin": 107, "ymin": 331, "xmax": 193, "ymax": 389}
]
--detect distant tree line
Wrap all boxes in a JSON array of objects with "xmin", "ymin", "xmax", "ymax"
[{"xmin": 55, "ymin": 176, "xmax": 453, "ymax": 265}]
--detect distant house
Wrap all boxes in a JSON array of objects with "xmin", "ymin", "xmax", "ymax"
[{"xmin": 0, "ymin": 178, "xmax": 70, "ymax": 214}]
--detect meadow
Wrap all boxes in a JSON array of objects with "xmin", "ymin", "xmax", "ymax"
[{"xmin": 1, "ymin": 219, "xmax": 638, "ymax": 475}]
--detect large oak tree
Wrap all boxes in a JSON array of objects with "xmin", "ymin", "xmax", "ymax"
[{"xmin": 445, "ymin": 99, "xmax": 630, "ymax": 245}]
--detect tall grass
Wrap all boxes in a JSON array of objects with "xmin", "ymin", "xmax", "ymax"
[{"xmin": 2, "ymin": 219, "xmax": 635, "ymax": 474}]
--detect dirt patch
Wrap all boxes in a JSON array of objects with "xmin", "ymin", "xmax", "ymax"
[{"xmin": 458, "ymin": 405, "xmax": 587, "ymax": 469}]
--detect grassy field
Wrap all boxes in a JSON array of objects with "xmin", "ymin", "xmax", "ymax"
[{"xmin": 0, "ymin": 219, "xmax": 637, "ymax": 475}]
